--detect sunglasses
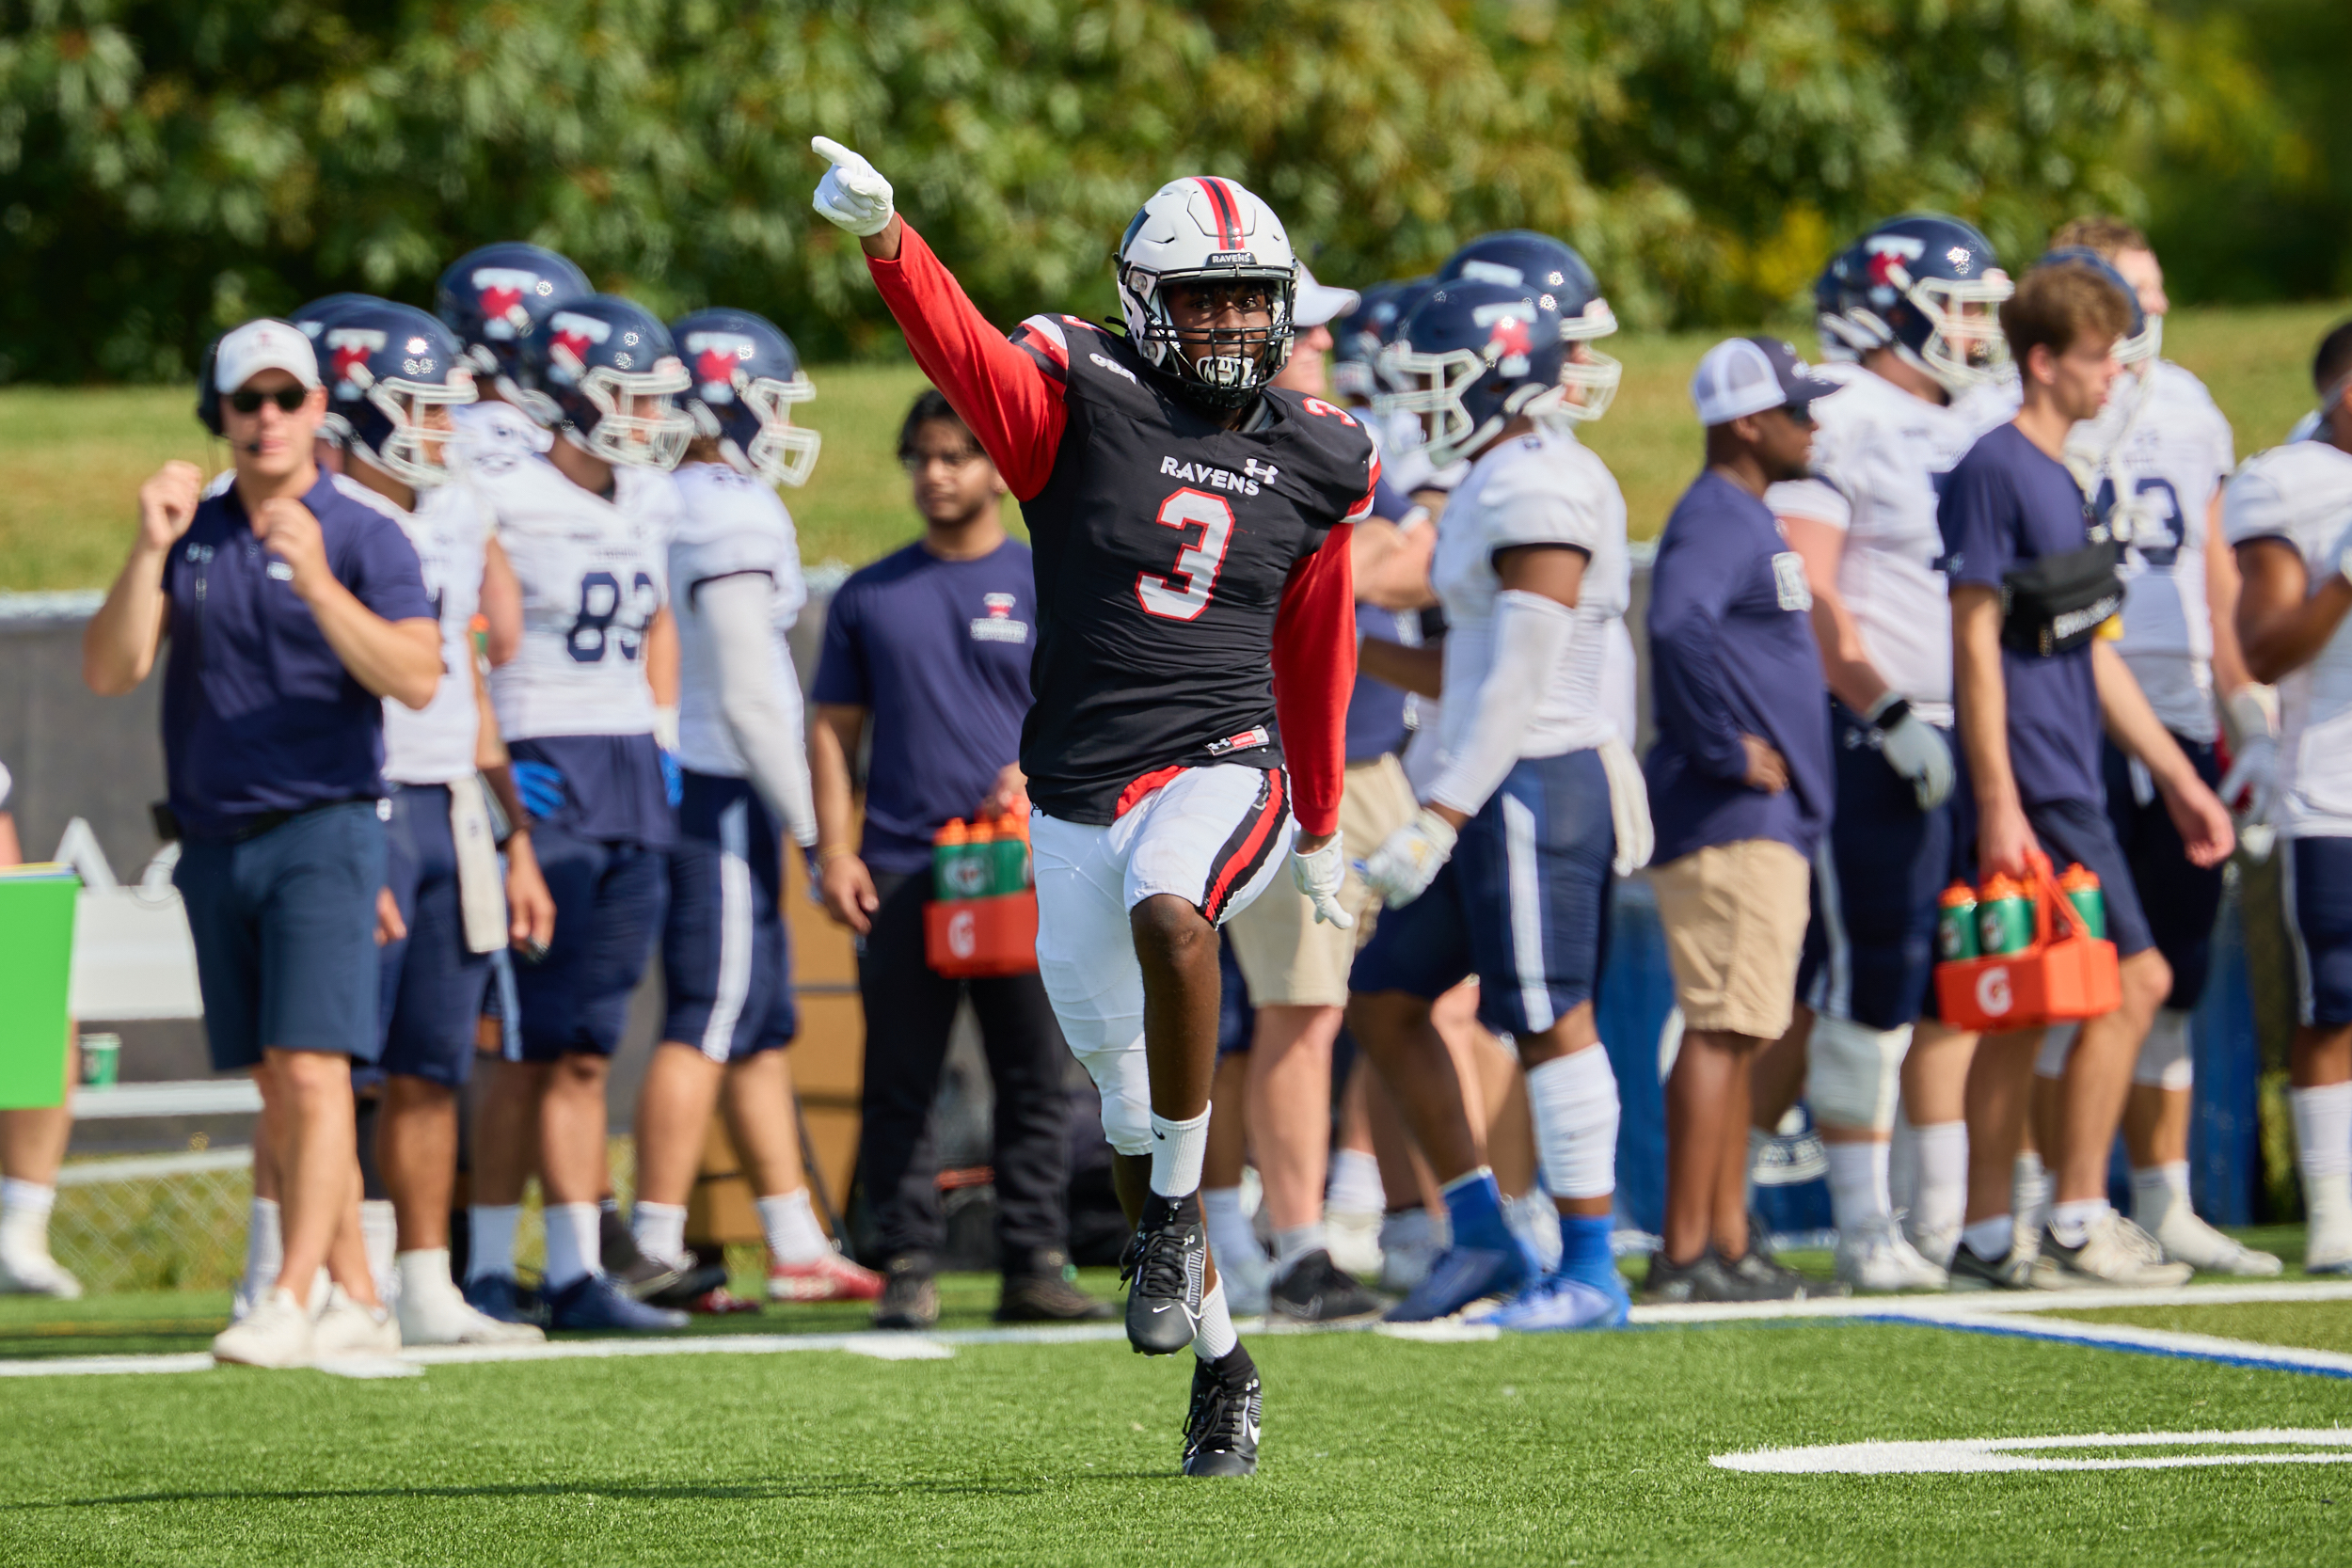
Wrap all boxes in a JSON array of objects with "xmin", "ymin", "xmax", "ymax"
[{"xmin": 228, "ymin": 387, "xmax": 310, "ymax": 416}]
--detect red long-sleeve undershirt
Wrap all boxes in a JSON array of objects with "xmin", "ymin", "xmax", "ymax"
[{"xmin": 866, "ymin": 222, "xmax": 1358, "ymax": 837}]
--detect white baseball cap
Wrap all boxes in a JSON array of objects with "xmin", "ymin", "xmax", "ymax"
[
  {"xmin": 1293, "ymin": 265, "xmax": 1360, "ymax": 331},
  {"xmin": 214, "ymin": 318, "xmax": 323, "ymax": 393},
  {"xmin": 1689, "ymin": 335, "xmax": 1839, "ymax": 427}
]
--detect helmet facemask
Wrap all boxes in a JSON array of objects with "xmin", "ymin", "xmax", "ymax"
[
  {"xmin": 1120, "ymin": 265, "xmax": 1297, "ymax": 410},
  {"xmin": 1893, "ymin": 265, "xmax": 2013, "ymax": 391},
  {"xmin": 734, "ymin": 372, "xmax": 822, "ymax": 488},
  {"xmin": 1375, "ymin": 343, "xmax": 1566, "ymax": 470},
  {"xmin": 570, "ymin": 360, "xmax": 693, "ymax": 469},
  {"xmin": 1554, "ymin": 300, "xmax": 1624, "ymax": 424},
  {"xmin": 361, "ymin": 373, "xmax": 477, "ymax": 488}
]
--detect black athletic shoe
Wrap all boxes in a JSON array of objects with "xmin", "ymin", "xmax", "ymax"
[
  {"xmin": 1948, "ymin": 1243, "xmax": 2036, "ymax": 1291},
  {"xmin": 873, "ymin": 1257, "xmax": 939, "ymax": 1330},
  {"xmin": 996, "ymin": 1260, "xmax": 1115, "ymax": 1323},
  {"xmin": 643, "ymin": 1259, "xmax": 732, "ymax": 1310},
  {"xmin": 1182, "ymin": 1348, "xmax": 1262, "ymax": 1478},
  {"xmin": 1123, "ymin": 1192, "xmax": 1207, "ymax": 1355},
  {"xmin": 1717, "ymin": 1247, "xmax": 1813, "ymax": 1301},
  {"xmin": 1268, "ymin": 1248, "xmax": 1389, "ymax": 1325},
  {"xmin": 1642, "ymin": 1248, "xmax": 1734, "ymax": 1304}
]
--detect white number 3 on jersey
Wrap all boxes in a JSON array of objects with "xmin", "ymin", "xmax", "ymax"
[{"xmin": 1136, "ymin": 488, "xmax": 1236, "ymax": 622}]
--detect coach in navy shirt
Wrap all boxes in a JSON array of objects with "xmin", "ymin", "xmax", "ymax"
[
  {"xmin": 1938, "ymin": 261, "xmax": 2233, "ymax": 1288},
  {"xmin": 83, "ymin": 317, "xmax": 440, "ymax": 1366},
  {"xmin": 809, "ymin": 389, "xmax": 1103, "ymax": 1329},
  {"xmin": 1643, "ymin": 337, "xmax": 1836, "ymax": 1301}
]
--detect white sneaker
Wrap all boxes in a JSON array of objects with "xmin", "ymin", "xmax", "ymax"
[
  {"xmin": 0, "ymin": 1247, "xmax": 83, "ymax": 1300},
  {"xmin": 2306, "ymin": 1217, "xmax": 2352, "ymax": 1275},
  {"xmin": 2146, "ymin": 1204, "xmax": 2283, "ymax": 1275},
  {"xmin": 1214, "ymin": 1240, "xmax": 1273, "ymax": 1318},
  {"xmin": 1503, "ymin": 1193, "xmax": 1564, "ymax": 1276},
  {"xmin": 213, "ymin": 1288, "xmax": 316, "ymax": 1368},
  {"xmin": 397, "ymin": 1280, "xmax": 545, "ymax": 1345},
  {"xmin": 311, "ymin": 1285, "xmax": 402, "ymax": 1357},
  {"xmin": 2033, "ymin": 1211, "xmax": 2195, "ymax": 1289},
  {"xmin": 1326, "ymin": 1208, "xmax": 1385, "ymax": 1280},
  {"xmin": 1378, "ymin": 1208, "xmax": 1444, "ymax": 1294},
  {"xmin": 1836, "ymin": 1218, "xmax": 1949, "ymax": 1292},
  {"xmin": 1904, "ymin": 1213, "xmax": 1961, "ymax": 1271}
]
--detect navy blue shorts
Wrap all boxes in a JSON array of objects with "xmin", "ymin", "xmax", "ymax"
[
  {"xmin": 1216, "ymin": 930, "xmax": 1253, "ymax": 1057},
  {"xmin": 2101, "ymin": 735, "xmax": 2226, "ymax": 1008},
  {"xmin": 376, "ymin": 784, "xmax": 496, "ymax": 1087},
  {"xmin": 513, "ymin": 825, "xmax": 667, "ymax": 1061},
  {"xmin": 1960, "ymin": 797, "xmax": 2155, "ymax": 961},
  {"xmin": 661, "ymin": 771, "xmax": 798, "ymax": 1062},
  {"xmin": 1799, "ymin": 705, "xmax": 1966, "ymax": 1031},
  {"xmin": 2287, "ymin": 835, "xmax": 2352, "ymax": 1028},
  {"xmin": 175, "ymin": 801, "xmax": 388, "ymax": 1072},
  {"xmin": 1350, "ymin": 748, "xmax": 1613, "ymax": 1037}
]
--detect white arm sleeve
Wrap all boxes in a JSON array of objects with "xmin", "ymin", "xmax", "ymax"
[
  {"xmin": 701, "ymin": 573, "xmax": 818, "ymax": 847},
  {"xmin": 1425, "ymin": 589, "xmax": 1578, "ymax": 818}
]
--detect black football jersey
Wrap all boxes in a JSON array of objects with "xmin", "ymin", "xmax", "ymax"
[{"xmin": 1007, "ymin": 315, "xmax": 1377, "ymax": 824}]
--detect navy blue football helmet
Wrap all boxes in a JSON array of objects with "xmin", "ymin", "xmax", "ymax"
[
  {"xmin": 1331, "ymin": 279, "xmax": 1421, "ymax": 403},
  {"xmin": 1375, "ymin": 279, "xmax": 1570, "ymax": 468},
  {"xmin": 1816, "ymin": 214, "xmax": 2011, "ymax": 391},
  {"xmin": 1436, "ymin": 230, "xmax": 1619, "ymax": 420},
  {"xmin": 669, "ymin": 307, "xmax": 820, "ymax": 487},
  {"xmin": 2035, "ymin": 245, "xmax": 2158, "ymax": 365},
  {"xmin": 514, "ymin": 294, "xmax": 691, "ymax": 469},
  {"xmin": 435, "ymin": 243, "xmax": 592, "ymax": 387},
  {"xmin": 304, "ymin": 297, "xmax": 476, "ymax": 488}
]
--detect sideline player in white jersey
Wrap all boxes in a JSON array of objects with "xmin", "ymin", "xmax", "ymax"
[
  {"xmin": 1746, "ymin": 214, "xmax": 2015, "ymax": 1291},
  {"xmin": 1347, "ymin": 267, "xmax": 1653, "ymax": 1330},
  {"xmin": 469, "ymin": 293, "xmax": 691, "ymax": 1333},
  {"xmin": 301, "ymin": 294, "xmax": 557, "ymax": 1343},
  {"xmin": 2229, "ymin": 318, "xmax": 2352, "ymax": 1275},
  {"xmin": 2031, "ymin": 220, "xmax": 2282, "ymax": 1275},
  {"xmin": 623, "ymin": 307, "xmax": 883, "ymax": 1308}
]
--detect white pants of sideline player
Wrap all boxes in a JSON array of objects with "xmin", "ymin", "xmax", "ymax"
[{"xmin": 1032, "ymin": 763, "xmax": 1297, "ymax": 1158}]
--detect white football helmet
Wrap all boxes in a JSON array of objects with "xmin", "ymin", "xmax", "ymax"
[{"xmin": 1116, "ymin": 177, "xmax": 1297, "ymax": 408}]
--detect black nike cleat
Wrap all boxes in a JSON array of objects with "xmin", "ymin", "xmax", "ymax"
[
  {"xmin": 1268, "ymin": 1247, "xmax": 1389, "ymax": 1325},
  {"xmin": 1182, "ymin": 1348, "xmax": 1262, "ymax": 1478},
  {"xmin": 1122, "ymin": 1192, "xmax": 1207, "ymax": 1355}
]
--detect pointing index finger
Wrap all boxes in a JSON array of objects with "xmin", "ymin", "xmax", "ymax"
[{"xmin": 810, "ymin": 135, "xmax": 861, "ymax": 169}]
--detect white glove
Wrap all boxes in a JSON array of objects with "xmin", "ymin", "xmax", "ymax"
[
  {"xmin": 1597, "ymin": 736, "xmax": 1653, "ymax": 877},
  {"xmin": 1360, "ymin": 808, "xmax": 1459, "ymax": 909},
  {"xmin": 810, "ymin": 136, "xmax": 896, "ymax": 238},
  {"xmin": 1289, "ymin": 833, "xmax": 1355, "ymax": 930},
  {"xmin": 2219, "ymin": 687, "xmax": 2281, "ymax": 861},
  {"xmin": 1872, "ymin": 695, "xmax": 1955, "ymax": 811}
]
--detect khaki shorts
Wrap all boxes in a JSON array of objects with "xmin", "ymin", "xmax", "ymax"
[
  {"xmin": 1228, "ymin": 754, "xmax": 1421, "ymax": 1008},
  {"xmin": 1647, "ymin": 838, "xmax": 1811, "ymax": 1040}
]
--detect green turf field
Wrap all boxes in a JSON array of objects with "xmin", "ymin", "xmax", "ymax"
[
  {"xmin": 6, "ymin": 1284, "xmax": 2352, "ymax": 1565},
  {"xmin": 4, "ymin": 300, "xmax": 2343, "ymax": 594}
]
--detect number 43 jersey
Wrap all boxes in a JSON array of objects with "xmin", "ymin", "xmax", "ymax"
[{"xmin": 472, "ymin": 450, "xmax": 681, "ymax": 740}]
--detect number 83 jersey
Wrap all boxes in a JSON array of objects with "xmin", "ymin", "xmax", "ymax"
[{"xmin": 472, "ymin": 449, "xmax": 681, "ymax": 740}]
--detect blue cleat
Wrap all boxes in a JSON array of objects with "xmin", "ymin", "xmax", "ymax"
[
  {"xmin": 1473, "ymin": 1270, "xmax": 1628, "ymax": 1331},
  {"xmin": 1383, "ymin": 1243, "xmax": 1533, "ymax": 1323},
  {"xmin": 1550, "ymin": 1214, "xmax": 1632, "ymax": 1326},
  {"xmin": 462, "ymin": 1272, "xmax": 547, "ymax": 1327},
  {"xmin": 546, "ymin": 1272, "xmax": 691, "ymax": 1333}
]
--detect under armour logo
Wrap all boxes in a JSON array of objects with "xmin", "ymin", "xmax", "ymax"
[{"xmin": 1243, "ymin": 458, "xmax": 1279, "ymax": 483}]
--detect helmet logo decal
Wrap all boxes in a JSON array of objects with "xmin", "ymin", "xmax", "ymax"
[
  {"xmin": 324, "ymin": 328, "xmax": 387, "ymax": 398},
  {"xmin": 1206, "ymin": 250, "xmax": 1256, "ymax": 266},
  {"xmin": 469, "ymin": 267, "xmax": 550, "ymax": 339},
  {"xmin": 546, "ymin": 309, "xmax": 612, "ymax": 377},
  {"xmin": 1865, "ymin": 233, "xmax": 1925, "ymax": 290},
  {"xmin": 693, "ymin": 347, "xmax": 741, "ymax": 392}
]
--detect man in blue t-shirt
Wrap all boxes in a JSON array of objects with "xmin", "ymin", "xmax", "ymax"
[
  {"xmin": 83, "ymin": 318, "xmax": 443, "ymax": 1368},
  {"xmin": 1644, "ymin": 337, "xmax": 1839, "ymax": 1304},
  {"xmin": 810, "ymin": 390, "xmax": 1107, "ymax": 1330},
  {"xmin": 1939, "ymin": 260, "xmax": 2233, "ymax": 1291}
]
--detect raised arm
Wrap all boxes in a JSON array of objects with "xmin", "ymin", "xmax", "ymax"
[{"xmin": 85, "ymin": 462, "xmax": 199, "ymax": 696}]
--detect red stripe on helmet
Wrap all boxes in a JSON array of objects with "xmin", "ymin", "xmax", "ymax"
[{"xmin": 1196, "ymin": 177, "xmax": 1243, "ymax": 250}]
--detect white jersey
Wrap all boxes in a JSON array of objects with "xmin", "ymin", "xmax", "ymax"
[
  {"xmin": 2224, "ymin": 439, "xmax": 2352, "ymax": 838},
  {"xmin": 450, "ymin": 400, "xmax": 553, "ymax": 466},
  {"xmin": 2068, "ymin": 361, "xmax": 2235, "ymax": 740},
  {"xmin": 375, "ymin": 480, "xmax": 489, "ymax": 784},
  {"xmin": 1766, "ymin": 364, "xmax": 2002, "ymax": 725},
  {"xmin": 474, "ymin": 451, "xmax": 679, "ymax": 740},
  {"xmin": 1430, "ymin": 425, "xmax": 1629, "ymax": 764},
  {"xmin": 669, "ymin": 462, "xmax": 808, "ymax": 778}
]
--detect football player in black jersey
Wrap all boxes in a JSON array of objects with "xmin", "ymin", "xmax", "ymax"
[{"xmin": 812, "ymin": 137, "xmax": 1380, "ymax": 1478}]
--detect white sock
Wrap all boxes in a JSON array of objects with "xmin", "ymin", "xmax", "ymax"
[
  {"xmin": 1527, "ymin": 1045, "xmax": 1620, "ymax": 1200},
  {"xmin": 1912, "ymin": 1122, "xmax": 1968, "ymax": 1242},
  {"xmin": 2131, "ymin": 1162, "xmax": 2191, "ymax": 1230},
  {"xmin": 1962, "ymin": 1215, "xmax": 2013, "ymax": 1260},
  {"xmin": 1887, "ymin": 1111, "xmax": 1918, "ymax": 1217},
  {"xmin": 0, "ymin": 1179, "xmax": 56, "ymax": 1260},
  {"xmin": 467, "ymin": 1203, "xmax": 520, "ymax": 1283},
  {"xmin": 1149, "ymin": 1108, "xmax": 1211, "ymax": 1198},
  {"xmin": 1825, "ymin": 1141, "xmax": 1892, "ymax": 1230},
  {"xmin": 757, "ymin": 1189, "xmax": 832, "ymax": 1265},
  {"xmin": 543, "ymin": 1202, "xmax": 601, "ymax": 1289},
  {"xmin": 1201, "ymin": 1187, "xmax": 1263, "ymax": 1276},
  {"xmin": 2050, "ymin": 1197, "xmax": 2106, "ymax": 1248},
  {"xmin": 359, "ymin": 1199, "xmax": 399, "ymax": 1306},
  {"xmin": 1191, "ymin": 1279, "xmax": 1237, "ymax": 1362},
  {"xmin": 2292, "ymin": 1084, "xmax": 2352, "ymax": 1181},
  {"xmin": 1273, "ymin": 1223, "xmax": 1326, "ymax": 1276},
  {"xmin": 244, "ymin": 1196, "xmax": 283, "ymax": 1296},
  {"xmin": 395, "ymin": 1248, "xmax": 459, "ymax": 1304},
  {"xmin": 1326, "ymin": 1149, "xmax": 1385, "ymax": 1216},
  {"xmin": 2012, "ymin": 1151, "xmax": 2052, "ymax": 1229},
  {"xmin": 631, "ymin": 1201, "xmax": 688, "ymax": 1269}
]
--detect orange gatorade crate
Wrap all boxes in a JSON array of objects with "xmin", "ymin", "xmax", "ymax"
[
  {"xmin": 924, "ymin": 892, "xmax": 1041, "ymax": 978},
  {"xmin": 1933, "ymin": 857, "xmax": 2121, "ymax": 1033}
]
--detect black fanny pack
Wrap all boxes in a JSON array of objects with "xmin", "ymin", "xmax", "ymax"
[{"xmin": 2000, "ymin": 538, "xmax": 2124, "ymax": 657}]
